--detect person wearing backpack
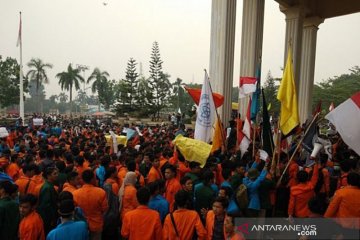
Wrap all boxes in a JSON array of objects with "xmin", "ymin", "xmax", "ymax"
[
  {"xmin": 242, "ymin": 162, "xmax": 268, "ymax": 217},
  {"xmin": 163, "ymin": 190, "xmax": 207, "ymax": 240}
]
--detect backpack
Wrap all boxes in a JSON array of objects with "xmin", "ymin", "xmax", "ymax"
[
  {"xmin": 235, "ymin": 184, "xmax": 249, "ymax": 209},
  {"xmin": 103, "ymin": 183, "xmax": 120, "ymax": 232}
]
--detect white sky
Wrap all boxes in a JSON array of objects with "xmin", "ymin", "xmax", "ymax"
[{"xmin": 0, "ymin": 0, "xmax": 359, "ymax": 98}]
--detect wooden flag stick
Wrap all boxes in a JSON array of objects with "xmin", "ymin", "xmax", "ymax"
[
  {"xmin": 276, "ymin": 112, "xmax": 320, "ymax": 187},
  {"xmin": 271, "ymin": 120, "xmax": 280, "ymax": 174}
]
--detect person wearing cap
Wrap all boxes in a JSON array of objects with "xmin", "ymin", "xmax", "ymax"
[
  {"xmin": 19, "ymin": 194, "xmax": 45, "ymax": 240},
  {"xmin": 0, "ymin": 181, "xmax": 20, "ymax": 240},
  {"xmin": 242, "ymin": 157, "xmax": 268, "ymax": 217},
  {"xmin": 47, "ymin": 199, "xmax": 88, "ymax": 240}
]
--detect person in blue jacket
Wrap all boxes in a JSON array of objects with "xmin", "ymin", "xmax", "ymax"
[{"xmin": 242, "ymin": 162, "xmax": 268, "ymax": 217}]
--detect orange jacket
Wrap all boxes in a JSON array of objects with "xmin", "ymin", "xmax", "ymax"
[
  {"xmin": 287, "ymin": 161, "xmax": 299, "ymax": 188},
  {"xmin": 165, "ymin": 178, "xmax": 182, "ymax": 212},
  {"xmin": 324, "ymin": 186, "xmax": 360, "ymax": 229},
  {"xmin": 105, "ymin": 178, "xmax": 119, "ymax": 195},
  {"xmin": 288, "ymin": 165, "xmax": 318, "ymax": 217},
  {"xmin": 15, "ymin": 176, "xmax": 37, "ymax": 196},
  {"xmin": 6, "ymin": 163, "xmax": 20, "ymax": 181},
  {"xmin": 163, "ymin": 209, "xmax": 207, "ymax": 240},
  {"xmin": 121, "ymin": 205, "xmax": 162, "ymax": 240},
  {"xmin": 73, "ymin": 184, "xmax": 108, "ymax": 232},
  {"xmin": 121, "ymin": 185, "xmax": 139, "ymax": 220},
  {"xmin": 19, "ymin": 211, "xmax": 45, "ymax": 240},
  {"xmin": 62, "ymin": 182, "xmax": 78, "ymax": 194},
  {"xmin": 148, "ymin": 166, "xmax": 163, "ymax": 184},
  {"xmin": 206, "ymin": 210, "xmax": 227, "ymax": 240}
]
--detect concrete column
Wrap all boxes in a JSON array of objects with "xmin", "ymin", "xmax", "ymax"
[
  {"xmin": 298, "ymin": 17, "xmax": 324, "ymax": 122},
  {"xmin": 238, "ymin": 0, "xmax": 265, "ymax": 119},
  {"xmin": 281, "ymin": 5, "xmax": 305, "ymax": 99},
  {"xmin": 209, "ymin": 0, "xmax": 237, "ymax": 126}
]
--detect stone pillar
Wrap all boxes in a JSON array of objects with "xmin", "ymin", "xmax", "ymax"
[
  {"xmin": 238, "ymin": 0, "xmax": 265, "ymax": 119},
  {"xmin": 280, "ymin": 6, "xmax": 305, "ymax": 123},
  {"xmin": 298, "ymin": 17, "xmax": 324, "ymax": 122},
  {"xmin": 209, "ymin": 0, "xmax": 237, "ymax": 126}
]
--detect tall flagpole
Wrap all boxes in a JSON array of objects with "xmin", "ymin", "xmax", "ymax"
[{"xmin": 18, "ymin": 12, "xmax": 24, "ymax": 124}]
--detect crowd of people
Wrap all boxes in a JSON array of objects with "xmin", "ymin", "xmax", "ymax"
[{"xmin": 0, "ymin": 115, "xmax": 359, "ymax": 240}]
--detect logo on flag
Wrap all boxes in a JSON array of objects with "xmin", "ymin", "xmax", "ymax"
[{"xmin": 198, "ymin": 94, "xmax": 212, "ymax": 127}]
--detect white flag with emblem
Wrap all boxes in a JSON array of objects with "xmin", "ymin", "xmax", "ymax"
[{"xmin": 194, "ymin": 71, "xmax": 216, "ymax": 143}]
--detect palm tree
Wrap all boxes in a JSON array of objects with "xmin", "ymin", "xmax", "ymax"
[
  {"xmin": 87, "ymin": 68, "xmax": 110, "ymax": 111},
  {"xmin": 58, "ymin": 92, "xmax": 68, "ymax": 103},
  {"xmin": 26, "ymin": 58, "xmax": 53, "ymax": 112},
  {"xmin": 56, "ymin": 64, "xmax": 84, "ymax": 115}
]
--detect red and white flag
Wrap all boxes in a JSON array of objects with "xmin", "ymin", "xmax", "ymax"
[
  {"xmin": 325, "ymin": 92, "xmax": 360, "ymax": 155},
  {"xmin": 236, "ymin": 118, "xmax": 250, "ymax": 156},
  {"xmin": 16, "ymin": 13, "xmax": 22, "ymax": 47},
  {"xmin": 329, "ymin": 102, "xmax": 335, "ymax": 112},
  {"xmin": 243, "ymin": 97, "xmax": 252, "ymax": 139},
  {"xmin": 239, "ymin": 77, "xmax": 257, "ymax": 98}
]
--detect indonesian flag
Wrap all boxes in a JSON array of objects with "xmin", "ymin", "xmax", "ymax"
[
  {"xmin": 329, "ymin": 102, "xmax": 335, "ymax": 112},
  {"xmin": 325, "ymin": 92, "xmax": 360, "ymax": 155},
  {"xmin": 243, "ymin": 97, "xmax": 252, "ymax": 139},
  {"xmin": 16, "ymin": 13, "xmax": 22, "ymax": 47},
  {"xmin": 239, "ymin": 77, "xmax": 257, "ymax": 98},
  {"xmin": 236, "ymin": 117, "xmax": 250, "ymax": 156}
]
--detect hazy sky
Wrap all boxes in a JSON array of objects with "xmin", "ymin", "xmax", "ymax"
[{"xmin": 1, "ymin": 0, "xmax": 359, "ymax": 99}]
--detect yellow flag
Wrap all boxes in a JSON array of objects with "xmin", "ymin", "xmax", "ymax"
[
  {"xmin": 105, "ymin": 134, "xmax": 128, "ymax": 147},
  {"xmin": 277, "ymin": 47, "xmax": 299, "ymax": 135},
  {"xmin": 211, "ymin": 118, "xmax": 224, "ymax": 153},
  {"xmin": 172, "ymin": 135, "xmax": 212, "ymax": 168}
]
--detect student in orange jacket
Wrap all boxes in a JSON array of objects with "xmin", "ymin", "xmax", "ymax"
[
  {"xmin": 117, "ymin": 160, "xmax": 145, "ymax": 187},
  {"xmin": 121, "ymin": 187, "xmax": 163, "ymax": 240},
  {"xmin": 148, "ymin": 157, "xmax": 163, "ymax": 184},
  {"xmin": 19, "ymin": 194, "xmax": 45, "ymax": 240},
  {"xmin": 73, "ymin": 169, "xmax": 108, "ymax": 240},
  {"xmin": 119, "ymin": 171, "xmax": 139, "ymax": 220},
  {"xmin": 324, "ymin": 172, "xmax": 360, "ymax": 229},
  {"xmin": 224, "ymin": 215, "xmax": 245, "ymax": 240},
  {"xmin": 205, "ymin": 196, "xmax": 229, "ymax": 240},
  {"xmin": 62, "ymin": 171, "xmax": 81, "ymax": 193},
  {"xmin": 163, "ymin": 190, "xmax": 207, "ymax": 240},
  {"xmin": 164, "ymin": 164, "xmax": 182, "ymax": 212},
  {"xmin": 288, "ymin": 161, "xmax": 319, "ymax": 218},
  {"xmin": 15, "ymin": 163, "xmax": 38, "ymax": 197},
  {"xmin": 104, "ymin": 166, "xmax": 119, "ymax": 195}
]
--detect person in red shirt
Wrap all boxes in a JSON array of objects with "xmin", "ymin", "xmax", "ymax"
[
  {"xmin": 121, "ymin": 187, "xmax": 162, "ymax": 240},
  {"xmin": 18, "ymin": 194, "xmax": 45, "ymax": 240},
  {"xmin": 164, "ymin": 165, "xmax": 182, "ymax": 212}
]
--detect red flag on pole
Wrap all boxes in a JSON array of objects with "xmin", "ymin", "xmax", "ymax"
[{"xmin": 184, "ymin": 86, "xmax": 224, "ymax": 108}]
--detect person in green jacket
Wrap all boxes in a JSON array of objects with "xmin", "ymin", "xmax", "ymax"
[
  {"xmin": 0, "ymin": 181, "xmax": 20, "ymax": 240},
  {"xmin": 37, "ymin": 166, "xmax": 59, "ymax": 235}
]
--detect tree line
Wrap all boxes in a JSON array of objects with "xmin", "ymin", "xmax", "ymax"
[{"xmin": 1, "ymin": 45, "xmax": 359, "ymax": 118}]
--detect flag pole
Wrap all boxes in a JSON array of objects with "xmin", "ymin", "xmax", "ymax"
[
  {"xmin": 205, "ymin": 69, "xmax": 226, "ymax": 150},
  {"xmin": 276, "ymin": 112, "xmax": 320, "ymax": 187},
  {"xmin": 18, "ymin": 12, "xmax": 24, "ymax": 124}
]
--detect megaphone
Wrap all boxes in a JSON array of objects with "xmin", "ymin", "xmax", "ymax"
[{"xmin": 311, "ymin": 142, "xmax": 323, "ymax": 158}]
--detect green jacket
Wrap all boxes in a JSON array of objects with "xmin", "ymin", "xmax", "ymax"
[
  {"xmin": 37, "ymin": 180, "xmax": 58, "ymax": 234},
  {"xmin": 0, "ymin": 197, "xmax": 20, "ymax": 240}
]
